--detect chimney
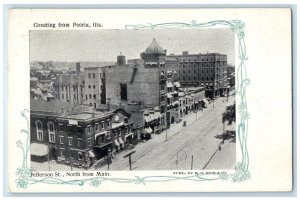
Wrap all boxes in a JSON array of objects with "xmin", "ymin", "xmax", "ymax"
[
  {"xmin": 117, "ymin": 53, "xmax": 126, "ymax": 66},
  {"xmin": 182, "ymin": 51, "xmax": 189, "ymax": 55},
  {"xmin": 76, "ymin": 62, "xmax": 81, "ymax": 72}
]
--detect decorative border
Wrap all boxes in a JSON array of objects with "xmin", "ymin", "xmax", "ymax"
[{"xmin": 16, "ymin": 20, "xmax": 250, "ymax": 189}]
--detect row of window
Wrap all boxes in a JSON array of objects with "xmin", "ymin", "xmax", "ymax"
[
  {"xmin": 180, "ymin": 61, "xmax": 227, "ymax": 67},
  {"xmin": 85, "ymin": 94, "xmax": 97, "ymax": 100},
  {"xmin": 181, "ymin": 68, "xmax": 214, "ymax": 75},
  {"xmin": 181, "ymin": 76, "xmax": 214, "ymax": 81},
  {"xmin": 88, "ymin": 85, "xmax": 96, "ymax": 89},
  {"xmin": 88, "ymin": 73, "xmax": 103, "ymax": 79},
  {"xmin": 60, "ymin": 86, "xmax": 83, "ymax": 92},
  {"xmin": 180, "ymin": 56, "xmax": 227, "ymax": 62},
  {"xmin": 60, "ymin": 93, "xmax": 83, "ymax": 100}
]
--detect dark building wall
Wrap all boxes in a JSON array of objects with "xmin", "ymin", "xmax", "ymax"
[{"xmin": 106, "ymin": 64, "xmax": 161, "ymax": 108}]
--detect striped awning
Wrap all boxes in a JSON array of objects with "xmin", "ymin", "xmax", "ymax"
[
  {"xmin": 174, "ymin": 82, "xmax": 181, "ymax": 87},
  {"xmin": 114, "ymin": 139, "xmax": 120, "ymax": 147},
  {"xmin": 167, "ymin": 82, "xmax": 173, "ymax": 88},
  {"xmin": 31, "ymin": 143, "xmax": 48, "ymax": 156},
  {"xmin": 144, "ymin": 127, "xmax": 153, "ymax": 134},
  {"xmin": 119, "ymin": 138, "xmax": 124, "ymax": 145}
]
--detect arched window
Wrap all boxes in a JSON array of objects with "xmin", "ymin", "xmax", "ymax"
[
  {"xmin": 48, "ymin": 122, "xmax": 55, "ymax": 143},
  {"xmin": 36, "ymin": 120, "xmax": 43, "ymax": 141}
]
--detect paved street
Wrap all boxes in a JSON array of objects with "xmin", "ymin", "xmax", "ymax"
[{"xmin": 96, "ymin": 95, "xmax": 236, "ymax": 171}]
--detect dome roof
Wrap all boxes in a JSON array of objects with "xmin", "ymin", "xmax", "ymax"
[{"xmin": 145, "ymin": 38, "xmax": 165, "ymax": 54}]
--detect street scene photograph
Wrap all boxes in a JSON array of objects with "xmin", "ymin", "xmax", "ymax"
[{"xmin": 29, "ymin": 29, "xmax": 236, "ymax": 171}]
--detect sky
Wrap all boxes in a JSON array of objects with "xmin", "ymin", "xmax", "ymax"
[{"xmin": 30, "ymin": 29, "xmax": 235, "ymax": 65}]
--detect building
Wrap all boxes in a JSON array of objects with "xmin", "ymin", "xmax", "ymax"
[
  {"xmin": 167, "ymin": 52, "xmax": 230, "ymax": 98},
  {"xmin": 53, "ymin": 63, "xmax": 85, "ymax": 104},
  {"xmin": 105, "ymin": 38, "xmax": 168, "ymax": 132},
  {"xmin": 30, "ymin": 99, "xmax": 114, "ymax": 168},
  {"xmin": 83, "ymin": 66, "xmax": 106, "ymax": 109}
]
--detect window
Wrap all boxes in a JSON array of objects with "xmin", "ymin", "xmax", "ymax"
[
  {"xmin": 66, "ymin": 94, "xmax": 68, "ymax": 100},
  {"xmin": 101, "ymin": 122, "xmax": 105, "ymax": 129},
  {"xmin": 107, "ymin": 131, "xmax": 111, "ymax": 140},
  {"xmin": 93, "ymin": 94, "xmax": 96, "ymax": 99},
  {"xmin": 99, "ymin": 73, "xmax": 102, "ymax": 78},
  {"xmin": 86, "ymin": 138, "xmax": 92, "ymax": 146},
  {"xmin": 59, "ymin": 149, "xmax": 65, "ymax": 157},
  {"xmin": 89, "ymin": 94, "xmax": 92, "ymax": 99},
  {"xmin": 73, "ymin": 87, "xmax": 76, "ymax": 92},
  {"xmin": 59, "ymin": 136, "xmax": 64, "ymax": 144},
  {"xmin": 36, "ymin": 120, "xmax": 43, "ymax": 141},
  {"xmin": 93, "ymin": 73, "xmax": 95, "ymax": 78},
  {"xmin": 48, "ymin": 122, "xmax": 55, "ymax": 143},
  {"xmin": 94, "ymin": 103, "xmax": 96, "ymax": 108},
  {"xmin": 88, "ymin": 73, "xmax": 91, "ymax": 78},
  {"xmin": 58, "ymin": 123, "xmax": 64, "ymax": 132},
  {"xmin": 62, "ymin": 93, "xmax": 64, "ymax": 99},
  {"xmin": 106, "ymin": 120, "xmax": 110, "ymax": 127},
  {"xmin": 77, "ymin": 138, "xmax": 83, "ymax": 148},
  {"xmin": 88, "ymin": 125, "xmax": 93, "ymax": 133},
  {"xmin": 74, "ymin": 94, "xmax": 76, "ymax": 99},
  {"xmin": 78, "ymin": 152, "xmax": 83, "ymax": 160},
  {"xmin": 68, "ymin": 137, "xmax": 73, "ymax": 146},
  {"xmin": 93, "ymin": 85, "xmax": 96, "ymax": 89},
  {"xmin": 85, "ymin": 95, "xmax": 88, "ymax": 99},
  {"xmin": 120, "ymin": 83, "xmax": 127, "ymax": 100},
  {"xmin": 183, "ymin": 70, "xmax": 185, "ymax": 74},
  {"xmin": 88, "ymin": 85, "xmax": 91, "ymax": 89}
]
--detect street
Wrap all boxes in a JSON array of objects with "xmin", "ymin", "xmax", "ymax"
[{"xmin": 97, "ymin": 95, "xmax": 236, "ymax": 171}]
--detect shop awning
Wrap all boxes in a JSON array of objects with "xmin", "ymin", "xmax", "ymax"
[
  {"xmin": 172, "ymin": 101, "xmax": 179, "ymax": 106},
  {"xmin": 144, "ymin": 127, "xmax": 153, "ymax": 134},
  {"xmin": 178, "ymin": 92, "xmax": 185, "ymax": 97},
  {"xmin": 114, "ymin": 139, "xmax": 120, "ymax": 147},
  {"xmin": 174, "ymin": 82, "xmax": 181, "ymax": 87},
  {"xmin": 95, "ymin": 131, "xmax": 106, "ymax": 140},
  {"xmin": 154, "ymin": 112, "xmax": 162, "ymax": 118},
  {"xmin": 88, "ymin": 150, "xmax": 95, "ymax": 157},
  {"xmin": 119, "ymin": 138, "xmax": 124, "ymax": 144},
  {"xmin": 167, "ymin": 82, "xmax": 173, "ymax": 88},
  {"xmin": 144, "ymin": 116, "xmax": 152, "ymax": 123},
  {"xmin": 201, "ymin": 99, "xmax": 209, "ymax": 105},
  {"xmin": 31, "ymin": 143, "xmax": 48, "ymax": 156}
]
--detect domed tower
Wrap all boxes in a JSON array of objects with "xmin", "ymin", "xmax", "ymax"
[{"xmin": 140, "ymin": 38, "xmax": 166, "ymax": 68}]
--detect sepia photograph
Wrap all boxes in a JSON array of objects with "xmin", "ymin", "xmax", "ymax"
[{"xmin": 29, "ymin": 29, "xmax": 236, "ymax": 171}]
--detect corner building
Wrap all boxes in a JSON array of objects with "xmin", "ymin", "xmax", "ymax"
[{"xmin": 167, "ymin": 52, "xmax": 229, "ymax": 98}]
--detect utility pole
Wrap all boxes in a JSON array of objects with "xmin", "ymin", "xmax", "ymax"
[
  {"xmin": 123, "ymin": 151, "xmax": 136, "ymax": 171},
  {"xmin": 47, "ymin": 145, "xmax": 51, "ymax": 171},
  {"xmin": 191, "ymin": 155, "xmax": 194, "ymax": 170},
  {"xmin": 70, "ymin": 148, "xmax": 73, "ymax": 171}
]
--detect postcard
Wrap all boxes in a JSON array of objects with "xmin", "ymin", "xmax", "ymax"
[{"xmin": 7, "ymin": 8, "xmax": 292, "ymax": 192}]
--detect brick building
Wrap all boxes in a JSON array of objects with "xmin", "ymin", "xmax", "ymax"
[
  {"xmin": 167, "ymin": 52, "xmax": 230, "ymax": 98},
  {"xmin": 30, "ymin": 99, "xmax": 133, "ymax": 168},
  {"xmin": 83, "ymin": 66, "xmax": 106, "ymax": 109},
  {"xmin": 53, "ymin": 63, "xmax": 85, "ymax": 104},
  {"xmin": 105, "ymin": 38, "xmax": 170, "ymax": 132}
]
